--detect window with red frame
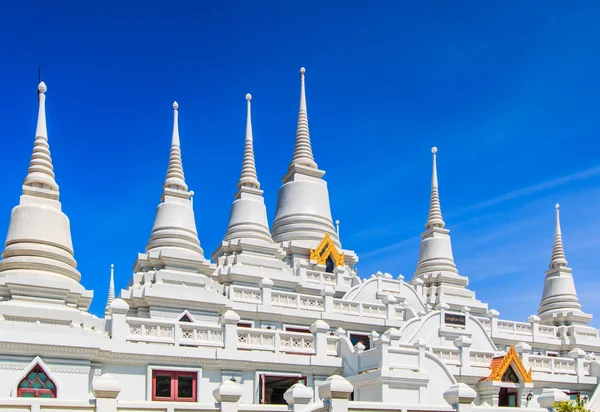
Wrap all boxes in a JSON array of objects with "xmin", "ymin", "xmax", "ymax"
[
  {"xmin": 152, "ymin": 371, "xmax": 196, "ymax": 402},
  {"xmin": 18, "ymin": 365, "xmax": 57, "ymax": 398}
]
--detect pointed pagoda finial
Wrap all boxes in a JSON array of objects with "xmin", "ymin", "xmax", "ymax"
[
  {"xmin": 105, "ymin": 264, "xmax": 115, "ymax": 316},
  {"xmin": 426, "ymin": 146, "xmax": 445, "ymax": 229},
  {"xmin": 163, "ymin": 101, "xmax": 188, "ymax": 192},
  {"xmin": 237, "ymin": 93, "xmax": 260, "ymax": 191},
  {"xmin": 23, "ymin": 81, "xmax": 59, "ymax": 197},
  {"xmin": 289, "ymin": 67, "xmax": 318, "ymax": 169},
  {"xmin": 550, "ymin": 203, "xmax": 568, "ymax": 268}
]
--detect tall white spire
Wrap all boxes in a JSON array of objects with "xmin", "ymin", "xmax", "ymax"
[
  {"xmin": 163, "ymin": 102, "xmax": 188, "ymax": 192},
  {"xmin": 549, "ymin": 204, "xmax": 567, "ymax": 268},
  {"xmin": 538, "ymin": 204, "xmax": 591, "ymax": 325},
  {"xmin": 105, "ymin": 264, "xmax": 115, "ymax": 316},
  {"xmin": 23, "ymin": 82, "xmax": 59, "ymax": 200},
  {"xmin": 271, "ymin": 68, "xmax": 340, "ymax": 249},
  {"xmin": 426, "ymin": 147, "xmax": 445, "ymax": 229},
  {"xmin": 412, "ymin": 147, "xmax": 486, "ymax": 314},
  {"xmin": 142, "ymin": 102, "xmax": 206, "ymax": 263},
  {"xmin": 219, "ymin": 94, "xmax": 273, "ymax": 246},
  {"xmin": 0, "ymin": 82, "xmax": 92, "ymax": 309},
  {"xmin": 289, "ymin": 67, "xmax": 318, "ymax": 170},
  {"xmin": 238, "ymin": 94, "xmax": 260, "ymax": 190}
]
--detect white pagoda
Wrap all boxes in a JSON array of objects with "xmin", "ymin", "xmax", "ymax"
[{"xmin": 0, "ymin": 70, "xmax": 599, "ymax": 412}]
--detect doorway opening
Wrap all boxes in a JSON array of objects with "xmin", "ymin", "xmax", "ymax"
[
  {"xmin": 498, "ymin": 387, "xmax": 519, "ymax": 407},
  {"xmin": 259, "ymin": 375, "xmax": 306, "ymax": 404}
]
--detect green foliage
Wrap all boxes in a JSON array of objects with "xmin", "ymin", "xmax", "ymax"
[{"xmin": 554, "ymin": 399, "xmax": 589, "ymax": 412}]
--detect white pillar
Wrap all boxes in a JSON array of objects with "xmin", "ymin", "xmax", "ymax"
[
  {"xmin": 528, "ymin": 315, "xmax": 540, "ymax": 340},
  {"xmin": 109, "ymin": 299, "xmax": 129, "ymax": 342},
  {"xmin": 568, "ymin": 348, "xmax": 587, "ymax": 377},
  {"xmin": 310, "ymin": 320, "xmax": 330, "ymax": 358},
  {"xmin": 93, "ymin": 374, "xmax": 121, "ymax": 412},
  {"xmin": 214, "ymin": 380, "xmax": 243, "ymax": 412},
  {"xmin": 443, "ymin": 383, "xmax": 476, "ymax": 412},
  {"xmin": 321, "ymin": 287, "xmax": 335, "ymax": 312},
  {"xmin": 454, "ymin": 336, "xmax": 472, "ymax": 369},
  {"xmin": 319, "ymin": 375, "xmax": 353, "ymax": 412},
  {"xmin": 260, "ymin": 277, "xmax": 273, "ymax": 307},
  {"xmin": 284, "ymin": 383, "xmax": 314, "ymax": 412},
  {"xmin": 383, "ymin": 295, "xmax": 397, "ymax": 321},
  {"xmin": 486, "ymin": 309, "xmax": 499, "ymax": 336},
  {"xmin": 221, "ymin": 310, "xmax": 240, "ymax": 351}
]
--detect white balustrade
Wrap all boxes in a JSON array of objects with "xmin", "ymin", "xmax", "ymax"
[
  {"xmin": 333, "ymin": 299, "xmax": 386, "ymax": 318},
  {"xmin": 231, "ymin": 286, "xmax": 262, "ymax": 303},
  {"xmin": 126, "ymin": 318, "xmax": 223, "ymax": 347},
  {"xmin": 431, "ymin": 347, "xmax": 460, "ymax": 363},
  {"xmin": 306, "ymin": 269, "xmax": 336, "ymax": 285},
  {"xmin": 469, "ymin": 351, "xmax": 494, "ymax": 366},
  {"xmin": 272, "ymin": 291, "xmax": 324, "ymax": 311},
  {"xmin": 236, "ymin": 328, "xmax": 317, "ymax": 355},
  {"xmin": 530, "ymin": 355, "xmax": 576, "ymax": 375}
]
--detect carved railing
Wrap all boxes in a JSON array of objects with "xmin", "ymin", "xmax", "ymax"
[
  {"xmin": 126, "ymin": 317, "xmax": 223, "ymax": 347},
  {"xmin": 271, "ymin": 291, "xmax": 324, "ymax": 311},
  {"xmin": 430, "ymin": 347, "xmax": 460, "ymax": 364},
  {"xmin": 230, "ymin": 285, "xmax": 262, "ymax": 303},
  {"xmin": 237, "ymin": 328, "xmax": 315, "ymax": 354},
  {"xmin": 333, "ymin": 299, "xmax": 386, "ymax": 318},
  {"xmin": 529, "ymin": 355, "xmax": 576, "ymax": 375}
]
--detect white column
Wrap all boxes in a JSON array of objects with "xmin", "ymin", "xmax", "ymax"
[
  {"xmin": 260, "ymin": 277, "xmax": 273, "ymax": 307},
  {"xmin": 321, "ymin": 287, "xmax": 335, "ymax": 312},
  {"xmin": 383, "ymin": 295, "xmax": 397, "ymax": 321},
  {"xmin": 318, "ymin": 375, "xmax": 353, "ymax": 412},
  {"xmin": 284, "ymin": 383, "xmax": 314, "ymax": 412},
  {"xmin": 528, "ymin": 315, "xmax": 540, "ymax": 340},
  {"xmin": 454, "ymin": 336, "xmax": 472, "ymax": 369},
  {"xmin": 568, "ymin": 348, "xmax": 587, "ymax": 377},
  {"xmin": 109, "ymin": 299, "xmax": 129, "ymax": 342},
  {"xmin": 214, "ymin": 380, "xmax": 243, "ymax": 412},
  {"xmin": 486, "ymin": 309, "xmax": 499, "ymax": 336},
  {"xmin": 221, "ymin": 310, "xmax": 240, "ymax": 351},
  {"xmin": 310, "ymin": 320, "xmax": 330, "ymax": 358},
  {"xmin": 93, "ymin": 374, "xmax": 121, "ymax": 412}
]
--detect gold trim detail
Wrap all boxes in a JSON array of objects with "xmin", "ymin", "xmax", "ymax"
[
  {"xmin": 487, "ymin": 346, "xmax": 533, "ymax": 383},
  {"xmin": 309, "ymin": 233, "xmax": 344, "ymax": 267}
]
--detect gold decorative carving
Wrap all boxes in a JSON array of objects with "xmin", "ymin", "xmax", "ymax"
[
  {"xmin": 309, "ymin": 233, "xmax": 344, "ymax": 267},
  {"xmin": 486, "ymin": 346, "xmax": 533, "ymax": 383}
]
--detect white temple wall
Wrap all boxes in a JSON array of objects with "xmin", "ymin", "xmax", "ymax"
[{"xmin": 101, "ymin": 364, "xmax": 146, "ymax": 400}]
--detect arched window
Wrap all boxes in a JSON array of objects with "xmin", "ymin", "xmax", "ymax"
[{"xmin": 18, "ymin": 365, "xmax": 56, "ymax": 398}]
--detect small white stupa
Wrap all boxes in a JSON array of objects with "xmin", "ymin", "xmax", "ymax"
[
  {"xmin": 538, "ymin": 204, "xmax": 591, "ymax": 326},
  {"xmin": 412, "ymin": 147, "xmax": 487, "ymax": 314},
  {"xmin": 0, "ymin": 82, "xmax": 92, "ymax": 309},
  {"xmin": 222, "ymin": 94, "xmax": 273, "ymax": 245},
  {"xmin": 271, "ymin": 68, "xmax": 340, "ymax": 249},
  {"xmin": 135, "ymin": 101, "xmax": 209, "ymax": 271}
]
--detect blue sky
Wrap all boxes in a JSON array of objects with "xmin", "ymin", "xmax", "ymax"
[{"xmin": 1, "ymin": 1, "xmax": 600, "ymax": 324}]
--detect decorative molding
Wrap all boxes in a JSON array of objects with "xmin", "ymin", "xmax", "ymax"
[
  {"xmin": 485, "ymin": 346, "xmax": 532, "ymax": 383},
  {"xmin": 309, "ymin": 233, "xmax": 344, "ymax": 266}
]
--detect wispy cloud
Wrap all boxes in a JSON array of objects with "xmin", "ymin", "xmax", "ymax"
[{"xmin": 454, "ymin": 165, "xmax": 600, "ymax": 215}]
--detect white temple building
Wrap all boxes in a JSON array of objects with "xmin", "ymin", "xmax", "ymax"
[{"xmin": 1, "ymin": 69, "xmax": 600, "ymax": 412}]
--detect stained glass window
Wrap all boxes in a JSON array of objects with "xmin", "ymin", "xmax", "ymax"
[{"xmin": 18, "ymin": 365, "xmax": 56, "ymax": 398}]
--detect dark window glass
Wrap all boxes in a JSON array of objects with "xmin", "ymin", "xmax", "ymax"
[
  {"xmin": 178, "ymin": 376, "xmax": 194, "ymax": 398},
  {"xmin": 501, "ymin": 366, "xmax": 520, "ymax": 383},
  {"xmin": 155, "ymin": 375, "xmax": 172, "ymax": 398},
  {"xmin": 350, "ymin": 334, "xmax": 370, "ymax": 350}
]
